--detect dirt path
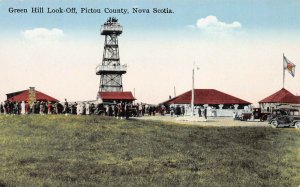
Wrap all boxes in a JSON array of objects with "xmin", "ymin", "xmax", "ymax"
[{"xmin": 136, "ymin": 115, "xmax": 270, "ymax": 127}]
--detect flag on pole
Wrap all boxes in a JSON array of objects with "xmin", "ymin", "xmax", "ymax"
[{"xmin": 283, "ymin": 55, "xmax": 296, "ymax": 77}]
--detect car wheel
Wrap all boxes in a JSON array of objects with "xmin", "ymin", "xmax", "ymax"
[
  {"xmin": 271, "ymin": 120, "xmax": 278, "ymax": 128},
  {"xmin": 260, "ymin": 114, "xmax": 267, "ymax": 122},
  {"xmin": 295, "ymin": 122, "xmax": 300, "ymax": 129}
]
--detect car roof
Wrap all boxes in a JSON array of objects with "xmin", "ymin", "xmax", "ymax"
[{"xmin": 274, "ymin": 108, "xmax": 299, "ymax": 111}]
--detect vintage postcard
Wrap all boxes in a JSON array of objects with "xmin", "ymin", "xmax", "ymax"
[{"xmin": 0, "ymin": 0, "xmax": 299, "ymax": 186}]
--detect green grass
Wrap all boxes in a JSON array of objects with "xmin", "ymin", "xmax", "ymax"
[{"xmin": 0, "ymin": 115, "xmax": 299, "ymax": 187}]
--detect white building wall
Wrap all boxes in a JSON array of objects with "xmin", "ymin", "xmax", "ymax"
[
  {"xmin": 182, "ymin": 104, "xmax": 248, "ymax": 117},
  {"xmin": 260, "ymin": 102, "xmax": 300, "ymax": 112}
]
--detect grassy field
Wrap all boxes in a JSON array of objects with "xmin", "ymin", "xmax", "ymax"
[{"xmin": 0, "ymin": 115, "xmax": 299, "ymax": 187}]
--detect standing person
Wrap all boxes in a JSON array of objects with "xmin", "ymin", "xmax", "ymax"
[
  {"xmin": 17, "ymin": 102, "xmax": 21, "ymax": 114},
  {"xmin": 233, "ymin": 111, "xmax": 237, "ymax": 120},
  {"xmin": 21, "ymin": 101, "xmax": 25, "ymax": 115},
  {"xmin": 211, "ymin": 107, "xmax": 217, "ymax": 118},
  {"xmin": 105, "ymin": 105, "xmax": 109, "ymax": 116},
  {"xmin": 152, "ymin": 106, "xmax": 156, "ymax": 116},
  {"xmin": 170, "ymin": 106, "xmax": 174, "ymax": 117},
  {"xmin": 82, "ymin": 102, "xmax": 86, "ymax": 115},
  {"xmin": 3, "ymin": 101, "xmax": 8, "ymax": 114},
  {"xmin": 25, "ymin": 102, "xmax": 30, "ymax": 114},
  {"xmin": 63, "ymin": 99, "xmax": 69, "ymax": 114},
  {"xmin": 117, "ymin": 103, "xmax": 123, "ymax": 119},
  {"xmin": 90, "ymin": 103, "xmax": 94, "ymax": 114},
  {"xmin": 53, "ymin": 102, "xmax": 58, "ymax": 114},
  {"xmin": 13, "ymin": 102, "xmax": 18, "ymax": 115},
  {"xmin": 35, "ymin": 101, "xmax": 40, "ymax": 114},
  {"xmin": 40, "ymin": 101, "xmax": 44, "ymax": 115},
  {"xmin": 6, "ymin": 101, "xmax": 11, "ymax": 114},
  {"xmin": 70, "ymin": 104, "xmax": 74, "ymax": 114},
  {"xmin": 148, "ymin": 106, "xmax": 152, "ymax": 116},
  {"xmin": 31, "ymin": 102, "xmax": 36, "ymax": 114},
  {"xmin": 73, "ymin": 104, "xmax": 77, "ymax": 114},
  {"xmin": 138, "ymin": 103, "xmax": 142, "ymax": 117},
  {"xmin": 175, "ymin": 105, "xmax": 181, "ymax": 117},
  {"xmin": 43, "ymin": 101, "xmax": 47, "ymax": 114},
  {"xmin": 86, "ymin": 102, "xmax": 90, "ymax": 115},
  {"xmin": 142, "ymin": 104, "xmax": 145, "ymax": 116},
  {"xmin": 47, "ymin": 102, "xmax": 52, "ymax": 114},
  {"xmin": 181, "ymin": 105, "xmax": 185, "ymax": 116},
  {"xmin": 121, "ymin": 102, "xmax": 125, "ymax": 119},
  {"xmin": 77, "ymin": 103, "xmax": 81, "ymax": 115},
  {"xmin": 114, "ymin": 104, "xmax": 118, "ymax": 118},
  {"xmin": 108, "ymin": 105, "xmax": 113, "ymax": 116},
  {"xmin": 0, "ymin": 102, "xmax": 4, "ymax": 114},
  {"xmin": 9, "ymin": 101, "xmax": 14, "ymax": 114},
  {"xmin": 125, "ymin": 103, "xmax": 130, "ymax": 119},
  {"xmin": 204, "ymin": 107, "xmax": 207, "ymax": 119},
  {"xmin": 198, "ymin": 107, "xmax": 202, "ymax": 117}
]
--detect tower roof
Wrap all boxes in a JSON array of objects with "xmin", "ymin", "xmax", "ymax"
[
  {"xmin": 98, "ymin": 91, "xmax": 136, "ymax": 101},
  {"xmin": 259, "ymin": 88, "xmax": 300, "ymax": 103},
  {"xmin": 162, "ymin": 89, "xmax": 251, "ymax": 105},
  {"xmin": 101, "ymin": 17, "xmax": 122, "ymax": 35}
]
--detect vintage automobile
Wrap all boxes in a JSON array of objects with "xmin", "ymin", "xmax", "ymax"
[
  {"xmin": 239, "ymin": 108, "xmax": 270, "ymax": 121},
  {"xmin": 268, "ymin": 108, "xmax": 300, "ymax": 128},
  {"xmin": 238, "ymin": 112, "xmax": 253, "ymax": 121}
]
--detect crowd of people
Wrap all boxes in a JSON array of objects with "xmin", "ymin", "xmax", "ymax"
[
  {"xmin": 168, "ymin": 105, "xmax": 208, "ymax": 119},
  {"xmin": 0, "ymin": 99, "xmax": 169, "ymax": 119},
  {"xmin": 0, "ymin": 99, "xmax": 211, "ymax": 119},
  {"xmin": 0, "ymin": 100, "xmax": 64, "ymax": 115}
]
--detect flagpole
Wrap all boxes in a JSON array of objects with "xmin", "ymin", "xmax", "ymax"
[
  {"xmin": 283, "ymin": 53, "xmax": 285, "ymax": 88},
  {"xmin": 174, "ymin": 86, "xmax": 176, "ymax": 97},
  {"xmin": 191, "ymin": 66, "xmax": 195, "ymax": 116}
]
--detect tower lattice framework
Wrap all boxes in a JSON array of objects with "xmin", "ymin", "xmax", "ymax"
[{"xmin": 96, "ymin": 17, "xmax": 127, "ymax": 92}]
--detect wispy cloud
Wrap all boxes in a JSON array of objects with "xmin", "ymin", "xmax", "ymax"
[
  {"xmin": 22, "ymin": 28, "xmax": 64, "ymax": 40},
  {"xmin": 196, "ymin": 15, "xmax": 241, "ymax": 31},
  {"xmin": 185, "ymin": 25, "xmax": 196, "ymax": 30}
]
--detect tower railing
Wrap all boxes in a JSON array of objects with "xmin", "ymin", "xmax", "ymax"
[
  {"xmin": 96, "ymin": 64, "xmax": 127, "ymax": 74},
  {"xmin": 101, "ymin": 25, "xmax": 123, "ymax": 34}
]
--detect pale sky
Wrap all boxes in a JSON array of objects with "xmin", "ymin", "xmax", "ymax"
[{"xmin": 0, "ymin": 0, "xmax": 300, "ymax": 105}]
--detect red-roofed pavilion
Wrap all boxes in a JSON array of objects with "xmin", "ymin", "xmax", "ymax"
[
  {"xmin": 259, "ymin": 88, "xmax": 300, "ymax": 112},
  {"xmin": 160, "ymin": 89, "xmax": 251, "ymax": 117},
  {"xmin": 162, "ymin": 89, "xmax": 251, "ymax": 109},
  {"xmin": 6, "ymin": 88, "xmax": 59, "ymax": 103}
]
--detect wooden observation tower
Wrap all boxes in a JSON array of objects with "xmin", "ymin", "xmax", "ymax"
[{"xmin": 96, "ymin": 17, "xmax": 127, "ymax": 92}]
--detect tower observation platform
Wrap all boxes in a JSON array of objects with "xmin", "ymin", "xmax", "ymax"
[
  {"xmin": 96, "ymin": 17, "xmax": 127, "ymax": 92},
  {"xmin": 96, "ymin": 64, "xmax": 127, "ymax": 75}
]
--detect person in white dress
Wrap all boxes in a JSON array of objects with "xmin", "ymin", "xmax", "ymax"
[
  {"xmin": 86, "ymin": 102, "xmax": 90, "ymax": 115},
  {"xmin": 21, "ymin": 101, "xmax": 25, "ymax": 115},
  {"xmin": 77, "ymin": 103, "xmax": 81, "ymax": 115}
]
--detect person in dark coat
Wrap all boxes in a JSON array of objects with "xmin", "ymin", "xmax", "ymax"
[
  {"xmin": 108, "ymin": 105, "xmax": 113, "ymax": 116},
  {"xmin": 142, "ymin": 104, "xmax": 145, "ymax": 116},
  {"xmin": 114, "ymin": 104, "xmax": 118, "ymax": 118},
  {"xmin": 125, "ymin": 103, "xmax": 130, "ymax": 119},
  {"xmin": 203, "ymin": 107, "xmax": 207, "ymax": 119},
  {"xmin": 0, "ymin": 102, "xmax": 4, "ymax": 114},
  {"xmin": 35, "ymin": 101, "xmax": 40, "ymax": 114},
  {"xmin": 152, "ymin": 106, "xmax": 156, "ymax": 116},
  {"xmin": 198, "ymin": 107, "xmax": 202, "ymax": 117},
  {"xmin": 175, "ymin": 105, "xmax": 181, "ymax": 117},
  {"xmin": 148, "ymin": 106, "xmax": 152, "ymax": 116}
]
